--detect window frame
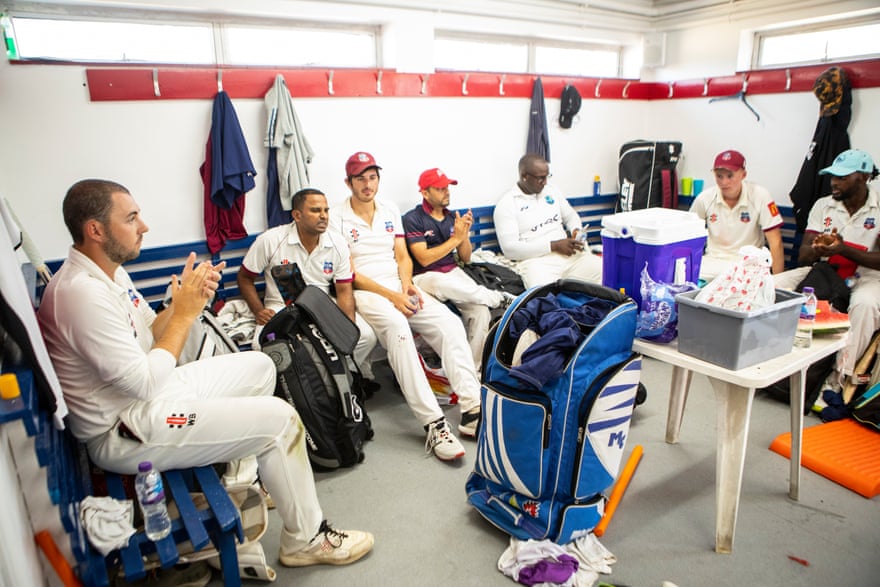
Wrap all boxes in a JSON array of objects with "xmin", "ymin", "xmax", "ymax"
[
  {"xmin": 4, "ymin": 11, "xmax": 380, "ymax": 68},
  {"xmin": 434, "ymin": 30, "xmax": 623, "ymax": 77},
  {"xmin": 753, "ymin": 15, "xmax": 880, "ymax": 70}
]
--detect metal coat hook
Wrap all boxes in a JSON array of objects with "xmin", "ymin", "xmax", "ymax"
[
  {"xmin": 668, "ymin": 81, "xmax": 674, "ymax": 98},
  {"xmin": 499, "ymin": 74, "xmax": 506, "ymax": 96},
  {"xmin": 708, "ymin": 75, "xmax": 760, "ymax": 122},
  {"xmin": 785, "ymin": 69, "xmax": 792, "ymax": 92},
  {"xmin": 622, "ymin": 81, "xmax": 631, "ymax": 99},
  {"xmin": 420, "ymin": 74, "xmax": 429, "ymax": 95},
  {"xmin": 152, "ymin": 68, "xmax": 161, "ymax": 97},
  {"xmin": 216, "ymin": 70, "xmax": 223, "ymax": 93},
  {"xmin": 327, "ymin": 70, "xmax": 335, "ymax": 95},
  {"xmin": 462, "ymin": 74, "xmax": 469, "ymax": 96},
  {"xmin": 702, "ymin": 78, "xmax": 709, "ymax": 97},
  {"xmin": 376, "ymin": 70, "xmax": 383, "ymax": 95},
  {"xmin": 594, "ymin": 78, "xmax": 602, "ymax": 98}
]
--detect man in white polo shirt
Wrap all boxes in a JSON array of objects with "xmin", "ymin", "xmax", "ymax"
[
  {"xmin": 330, "ymin": 152, "xmax": 482, "ymax": 462},
  {"xmin": 237, "ymin": 188, "xmax": 377, "ymax": 383},
  {"xmin": 775, "ymin": 149, "xmax": 880, "ymax": 393},
  {"xmin": 689, "ymin": 149, "xmax": 785, "ymax": 279},
  {"xmin": 494, "ymin": 153, "xmax": 602, "ymax": 288}
]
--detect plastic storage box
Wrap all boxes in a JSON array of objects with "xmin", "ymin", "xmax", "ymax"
[
  {"xmin": 601, "ymin": 208, "xmax": 707, "ymax": 307},
  {"xmin": 675, "ymin": 289, "xmax": 804, "ymax": 370}
]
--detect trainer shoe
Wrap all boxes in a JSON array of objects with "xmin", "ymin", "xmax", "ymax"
[
  {"xmin": 458, "ymin": 406, "xmax": 481, "ymax": 438},
  {"xmin": 279, "ymin": 520, "xmax": 374, "ymax": 567},
  {"xmin": 425, "ymin": 418, "xmax": 466, "ymax": 461}
]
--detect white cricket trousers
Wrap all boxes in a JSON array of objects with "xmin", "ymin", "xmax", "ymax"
[
  {"xmin": 354, "ymin": 288, "xmax": 481, "ymax": 426},
  {"xmin": 517, "ymin": 251, "xmax": 603, "ymax": 289},
  {"xmin": 87, "ymin": 352, "xmax": 323, "ymax": 552},
  {"xmin": 413, "ymin": 266, "xmax": 506, "ymax": 368}
]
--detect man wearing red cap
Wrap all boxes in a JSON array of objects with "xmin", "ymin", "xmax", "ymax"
[
  {"xmin": 402, "ymin": 168, "xmax": 514, "ymax": 369},
  {"xmin": 690, "ymin": 149, "xmax": 785, "ymax": 279},
  {"xmin": 329, "ymin": 153, "xmax": 483, "ymax": 462}
]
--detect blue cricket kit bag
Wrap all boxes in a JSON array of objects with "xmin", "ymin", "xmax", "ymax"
[{"xmin": 466, "ymin": 279, "xmax": 641, "ymax": 543}]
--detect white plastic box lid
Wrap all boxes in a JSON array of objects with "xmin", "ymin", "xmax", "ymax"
[{"xmin": 601, "ymin": 208, "xmax": 707, "ymax": 245}]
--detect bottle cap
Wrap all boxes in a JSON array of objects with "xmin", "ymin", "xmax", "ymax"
[
  {"xmin": 803, "ymin": 287, "xmax": 814, "ymax": 294},
  {"xmin": 138, "ymin": 461, "xmax": 152, "ymax": 472},
  {"xmin": 0, "ymin": 373, "xmax": 22, "ymax": 400},
  {"xmin": 594, "ymin": 175, "xmax": 600, "ymax": 181}
]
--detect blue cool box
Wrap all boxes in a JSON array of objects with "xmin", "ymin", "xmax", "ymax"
[{"xmin": 601, "ymin": 208, "xmax": 707, "ymax": 307}]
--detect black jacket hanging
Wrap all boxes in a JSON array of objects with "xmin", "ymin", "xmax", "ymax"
[
  {"xmin": 526, "ymin": 77, "xmax": 550, "ymax": 161},
  {"xmin": 789, "ymin": 66, "xmax": 852, "ymax": 233}
]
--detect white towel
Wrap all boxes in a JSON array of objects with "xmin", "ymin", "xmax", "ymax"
[{"xmin": 79, "ymin": 495, "xmax": 136, "ymax": 556}]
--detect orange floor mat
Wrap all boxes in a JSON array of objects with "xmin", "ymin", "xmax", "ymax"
[{"xmin": 769, "ymin": 419, "xmax": 880, "ymax": 499}]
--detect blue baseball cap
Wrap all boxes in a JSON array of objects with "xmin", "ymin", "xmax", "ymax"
[{"xmin": 819, "ymin": 149, "xmax": 875, "ymax": 176}]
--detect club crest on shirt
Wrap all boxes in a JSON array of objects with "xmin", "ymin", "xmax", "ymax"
[
  {"xmin": 322, "ymin": 261, "xmax": 333, "ymax": 275},
  {"xmin": 708, "ymin": 213, "xmax": 718, "ymax": 223},
  {"xmin": 425, "ymin": 229, "xmax": 436, "ymax": 238},
  {"xmin": 166, "ymin": 413, "xmax": 196, "ymax": 428},
  {"xmin": 349, "ymin": 228, "xmax": 360, "ymax": 243},
  {"xmin": 739, "ymin": 211, "xmax": 751, "ymax": 223},
  {"xmin": 127, "ymin": 288, "xmax": 140, "ymax": 308},
  {"xmin": 824, "ymin": 217, "xmax": 833, "ymax": 228},
  {"xmin": 865, "ymin": 217, "xmax": 876, "ymax": 230},
  {"xmin": 384, "ymin": 221, "xmax": 394, "ymax": 233},
  {"xmin": 544, "ymin": 195, "xmax": 555, "ymax": 204},
  {"xmin": 768, "ymin": 202, "xmax": 779, "ymax": 217}
]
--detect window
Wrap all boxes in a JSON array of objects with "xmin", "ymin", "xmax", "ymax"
[
  {"xmin": 756, "ymin": 20, "xmax": 880, "ymax": 68},
  {"xmin": 435, "ymin": 37, "xmax": 528, "ymax": 73},
  {"xmin": 224, "ymin": 26, "xmax": 376, "ymax": 67},
  {"xmin": 535, "ymin": 45, "xmax": 619, "ymax": 77},
  {"xmin": 435, "ymin": 33, "xmax": 621, "ymax": 76},
  {"xmin": 9, "ymin": 17, "xmax": 214, "ymax": 64},
  {"xmin": 4, "ymin": 14, "xmax": 377, "ymax": 68}
]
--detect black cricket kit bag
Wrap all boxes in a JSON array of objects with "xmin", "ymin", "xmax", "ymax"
[
  {"xmin": 259, "ymin": 286, "xmax": 373, "ymax": 470},
  {"xmin": 466, "ymin": 280, "xmax": 642, "ymax": 543},
  {"xmin": 617, "ymin": 140, "xmax": 682, "ymax": 212}
]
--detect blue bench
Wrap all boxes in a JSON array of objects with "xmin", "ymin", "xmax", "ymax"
[
  {"xmin": 10, "ymin": 265, "xmax": 246, "ymax": 587},
  {"xmin": 43, "ymin": 193, "xmax": 800, "ymax": 311}
]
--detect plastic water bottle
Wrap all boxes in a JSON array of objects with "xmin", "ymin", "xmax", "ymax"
[
  {"xmin": 793, "ymin": 287, "xmax": 817, "ymax": 349},
  {"xmin": 408, "ymin": 294, "xmax": 420, "ymax": 314},
  {"xmin": 593, "ymin": 175, "xmax": 601, "ymax": 196},
  {"xmin": 135, "ymin": 461, "xmax": 171, "ymax": 541}
]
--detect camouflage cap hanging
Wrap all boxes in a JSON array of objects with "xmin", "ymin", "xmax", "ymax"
[{"xmin": 812, "ymin": 66, "xmax": 849, "ymax": 118}]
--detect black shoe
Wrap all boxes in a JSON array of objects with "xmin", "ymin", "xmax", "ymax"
[{"xmin": 361, "ymin": 379, "xmax": 381, "ymax": 398}]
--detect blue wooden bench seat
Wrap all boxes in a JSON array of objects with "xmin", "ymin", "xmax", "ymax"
[{"xmin": 2, "ymin": 361, "xmax": 246, "ymax": 586}]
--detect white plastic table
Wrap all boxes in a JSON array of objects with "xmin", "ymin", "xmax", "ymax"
[{"xmin": 632, "ymin": 333, "xmax": 848, "ymax": 554}]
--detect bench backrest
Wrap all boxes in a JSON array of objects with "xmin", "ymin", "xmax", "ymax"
[{"xmin": 43, "ymin": 193, "xmax": 799, "ymax": 308}]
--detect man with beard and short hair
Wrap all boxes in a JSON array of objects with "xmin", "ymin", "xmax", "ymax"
[
  {"xmin": 402, "ymin": 168, "xmax": 514, "ymax": 370},
  {"xmin": 775, "ymin": 149, "xmax": 880, "ymax": 396},
  {"xmin": 237, "ymin": 187, "xmax": 377, "ymax": 384},
  {"xmin": 39, "ymin": 179, "xmax": 374, "ymax": 569}
]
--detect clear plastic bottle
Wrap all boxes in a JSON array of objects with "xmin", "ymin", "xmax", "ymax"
[
  {"xmin": 408, "ymin": 294, "xmax": 420, "ymax": 314},
  {"xmin": 135, "ymin": 461, "xmax": 172, "ymax": 541},
  {"xmin": 793, "ymin": 286, "xmax": 817, "ymax": 349},
  {"xmin": 593, "ymin": 175, "xmax": 601, "ymax": 196}
]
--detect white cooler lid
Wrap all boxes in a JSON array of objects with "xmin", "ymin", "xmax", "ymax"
[{"xmin": 601, "ymin": 208, "xmax": 706, "ymax": 244}]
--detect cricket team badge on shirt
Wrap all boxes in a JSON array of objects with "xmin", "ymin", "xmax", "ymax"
[
  {"xmin": 865, "ymin": 217, "xmax": 876, "ymax": 230},
  {"xmin": 544, "ymin": 195, "xmax": 555, "ymax": 204},
  {"xmin": 385, "ymin": 221, "xmax": 394, "ymax": 233},
  {"xmin": 323, "ymin": 261, "xmax": 334, "ymax": 275},
  {"xmin": 739, "ymin": 211, "xmax": 751, "ymax": 223}
]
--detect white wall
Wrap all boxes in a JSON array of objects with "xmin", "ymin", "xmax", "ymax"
[{"xmin": 2, "ymin": 57, "xmax": 878, "ymax": 261}]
